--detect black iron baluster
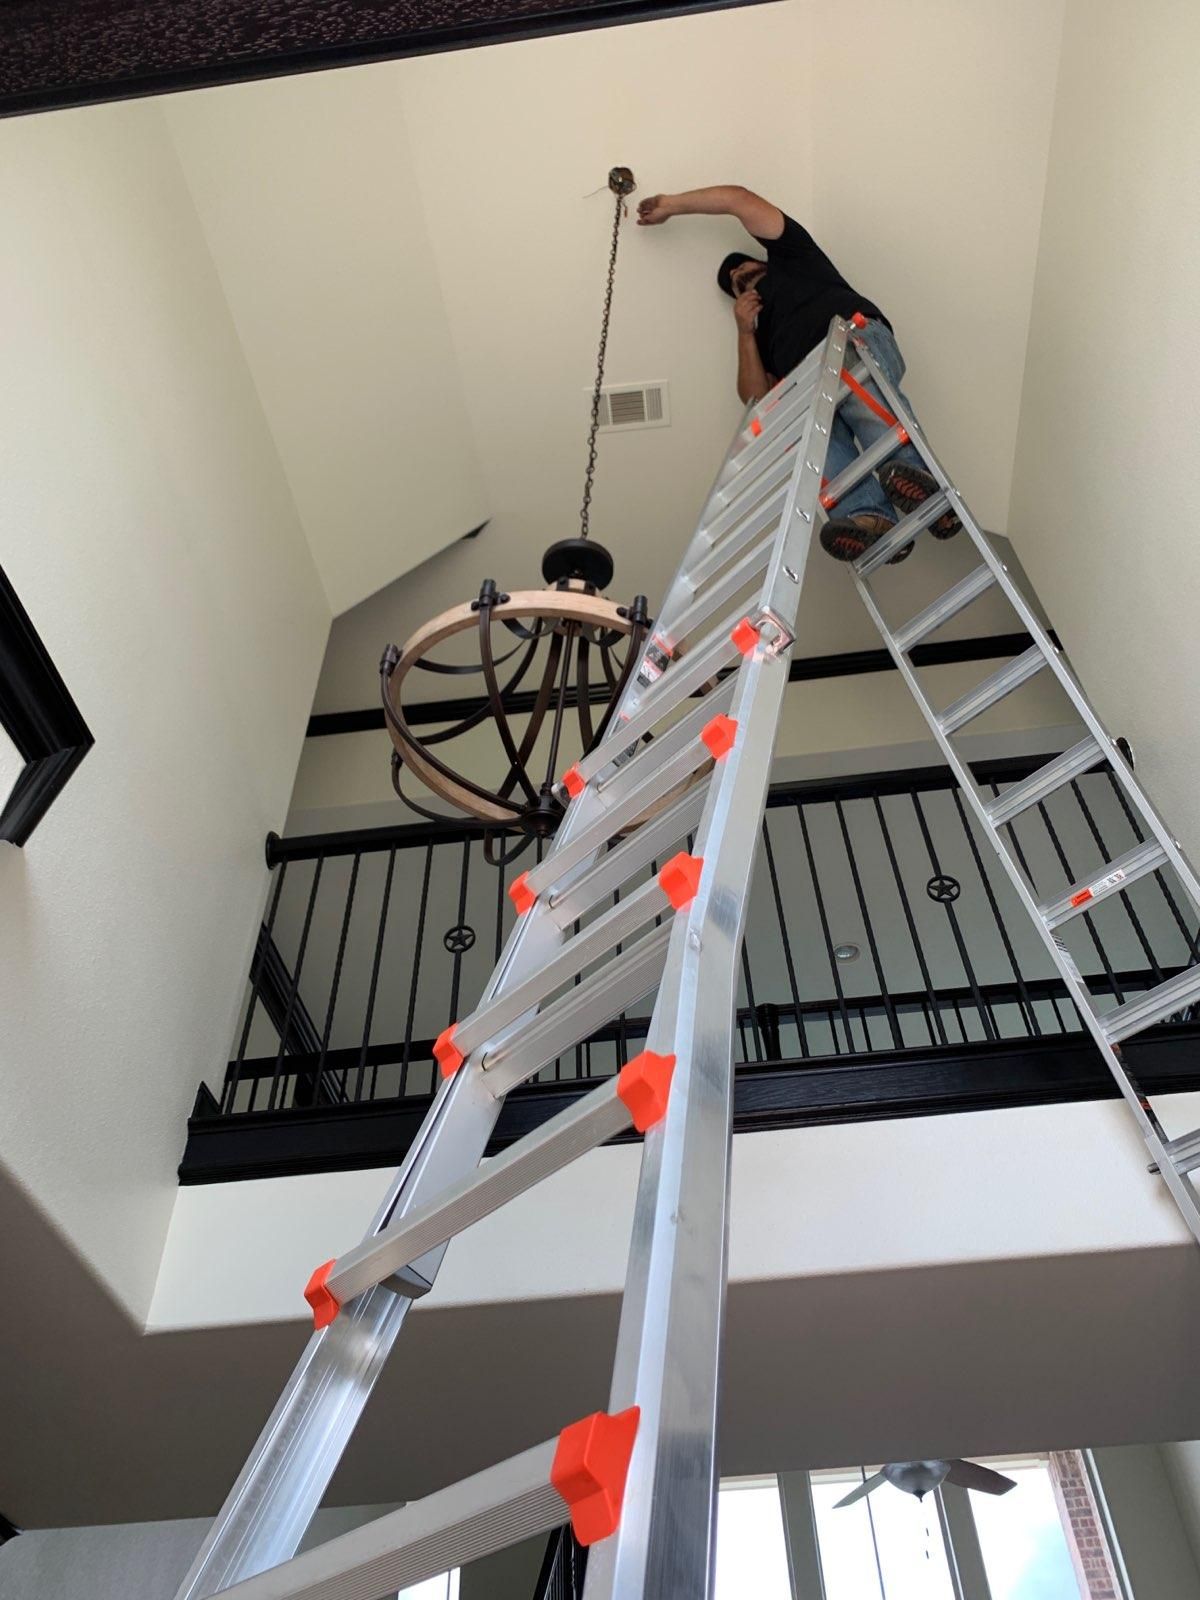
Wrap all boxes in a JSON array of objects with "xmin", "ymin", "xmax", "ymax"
[
  {"xmin": 871, "ymin": 796, "xmax": 945, "ymax": 1048},
  {"xmin": 355, "ymin": 847, "xmax": 397, "ymax": 1103},
  {"xmin": 740, "ymin": 943, "xmax": 764, "ymax": 1062},
  {"xmin": 1068, "ymin": 779, "xmax": 1164, "ymax": 984},
  {"xmin": 398, "ymin": 843, "xmax": 434, "ymax": 1098},
  {"xmin": 990, "ymin": 780, "xmax": 1080, "ymax": 1034},
  {"xmin": 447, "ymin": 838, "xmax": 472, "ymax": 1025},
  {"xmin": 226, "ymin": 861, "xmax": 289, "ymax": 1113},
  {"xmin": 309, "ymin": 852, "xmax": 360, "ymax": 1106},
  {"xmin": 1101, "ymin": 771, "xmax": 1200, "ymax": 963},
  {"xmin": 834, "ymin": 798, "xmax": 902, "ymax": 1049},
  {"xmin": 268, "ymin": 855, "xmax": 324, "ymax": 1111},
  {"xmin": 796, "ymin": 802, "xmax": 854, "ymax": 1054},
  {"xmin": 910, "ymin": 791, "xmax": 997, "ymax": 1041},
  {"xmin": 1035, "ymin": 798, "xmax": 1125, "ymax": 1005},
  {"xmin": 761, "ymin": 816, "xmax": 809, "ymax": 1058},
  {"xmin": 950, "ymin": 790, "xmax": 1041, "ymax": 1038}
]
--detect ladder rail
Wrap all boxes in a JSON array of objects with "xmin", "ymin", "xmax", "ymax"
[{"xmin": 849, "ymin": 330, "xmax": 1200, "ymax": 909}]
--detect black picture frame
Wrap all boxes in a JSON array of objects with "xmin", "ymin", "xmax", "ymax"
[{"xmin": 0, "ymin": 564, "xmax": 93, "ymax": 846}]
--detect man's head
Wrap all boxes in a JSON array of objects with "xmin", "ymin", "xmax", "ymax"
[{"xmin": 718, "ymin": 252, "xmax": 767, "ymax": 299}]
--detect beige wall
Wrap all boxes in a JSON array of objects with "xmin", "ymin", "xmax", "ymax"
[
  {"xmin": 164, "ymin": 71, "xmax": 489, "ymax": 617},
  {"xmin": 811, "ymin": 0, "xmax": 1066, "ymax": 534},
  {"xmin": 0, "ymin": 102, "xmax": 329, "ymax": 1322},
  {"xmin": 1009, "ymin": 0, "xmax": 1200, "ymax": 856}
]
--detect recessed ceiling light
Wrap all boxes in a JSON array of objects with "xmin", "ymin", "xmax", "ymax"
[{"xmin": 833, "ymin": 943, "xmax": 860, "ymax": 962}]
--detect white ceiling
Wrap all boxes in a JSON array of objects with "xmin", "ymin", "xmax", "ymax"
[{"xmin": 155, "ymin": 0, "xmax": 1064, "ymax": 705}]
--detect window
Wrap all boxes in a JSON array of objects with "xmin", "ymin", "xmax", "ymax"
[
  {"xmin": 715, "ymin": 1477, "xmax": 792, "ymax": 1599},
  {"xmin": 970, "ymin": 1459, "xmax": 1080, "ymax": 1600}
]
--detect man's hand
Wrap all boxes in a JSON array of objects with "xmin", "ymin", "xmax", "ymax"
[
  {"xmin": 734, "ymin": 290, "xmax": 762, "ymax": 332},
  {"xmin": 636, "ymin": 195, "xmax": 674, "ymax": 226}
]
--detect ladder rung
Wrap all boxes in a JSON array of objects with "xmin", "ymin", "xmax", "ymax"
[
  {"xmin": 1150, "ymin": 1127, "xmax": 1200, "ymax": 1177},
  {"xmin": 820, "ymin": 423, "xmax": 908, "ymax": 508},
  {"xmin": 698, "ymin": 448, "xmax": 793, "ymax": 544},
  {"xmin": 667, "ymin": 532, "xmax": 774, "ymax": 652},
  {"xmin": 892, "ymin": 565, "xmax": 997, "ymax": 653},
  {"xmin": 576, "ymin": 617, "xmax": 742, "ymax": 784},
  {"xmin": 455, "ymin": 876, "xmax": 670, "ymax": 1060},
  {"xmin": 217, "ymin": 1438, "xmax": 563, "ymax": 1600},
  {"xmin": 938, "ymin": 646, "xmax": 1047, "ymax": 735},
  {"xmin": 1102, "ymin": 964, "xmax": 1200, "ymax": 1044},
  {"xmin": 523, "ymin": 684, "xmax": 732, "ymax": 904},
  {"xmin": 984, "ymin": 738, "xmax": 1106, "ymax": 827},
  {"xmin": 853, "ymin": 492, "xmax": 954, "ymax": 575},
  {"xmin": 685, "ymin": 485, "xmax": 788, "ymax": 593},
  {"xmin": 484, "ymin": 922, "xmax": 672, "ymax": 1095},
  {"xmin": 326, "ymin": 1076, "xmax": 635, "ymax": 1309},
  {"xmin": 550, "ymin": 783, "xmax": 710, "ymax": 928},
  {"xmin": 1038, "ymin": 840, "xmax": 1169, "ymax": 929},
  {"xmin": 715, "ymin": 408, "xmax": 809, "ymax": 509}
]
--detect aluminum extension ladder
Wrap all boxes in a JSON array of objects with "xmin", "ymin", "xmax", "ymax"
[{"xmin": 175, "ymin": 313, "xmax": 1200, "ymax": 1600}]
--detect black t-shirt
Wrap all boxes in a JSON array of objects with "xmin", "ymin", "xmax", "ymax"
[{"xmin": 752, "ymin": 215, "xmax": 890, "ymax": 378}]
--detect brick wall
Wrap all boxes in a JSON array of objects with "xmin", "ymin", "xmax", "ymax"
[{"xmin": 1049, "ymin": 1451, "xmax": 1122, "ymax": 1600}]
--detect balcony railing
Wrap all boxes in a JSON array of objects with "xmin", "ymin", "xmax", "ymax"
[{"xmin": 183, "ymin": 753, "xmax": 1200, "ymax": 1182}]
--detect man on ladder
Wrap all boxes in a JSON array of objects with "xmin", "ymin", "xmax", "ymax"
[{"xmin": 636, "ymin": 182, "xmax": 962, "ymax": 563}]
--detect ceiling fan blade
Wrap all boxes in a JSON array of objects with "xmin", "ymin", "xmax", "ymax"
[
  {"xmin": 944, "ymin": 1459, "xmax": 1018, "ymax": 1496},
  {"xmin": 834, "ymin": 1472, "xmax": 887, "ymax": 1508}
]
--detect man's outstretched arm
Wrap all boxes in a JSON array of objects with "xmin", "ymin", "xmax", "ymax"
[{"xmin": 637, "ymin": 185, "xmax": 784, "ymax": 241}]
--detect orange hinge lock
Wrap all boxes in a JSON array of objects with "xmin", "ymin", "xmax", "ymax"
[
  {"xmin": 551, "ymin": 1407, "xmax": 641, "ymax": 1546},
  {"xmin": 509, "ymin": 871, "xmax": 537, "ymax": 915},
  {"xmin": 1070, "ymin": 888, "xmax": 1094, "ymax": 908},
  {"xmin": 701, "ymin": 713, "xmax": 738, "ymax": 761},
  {"xmin": 730, "ymin": 617, "xmax": 760, "ymax": 657},
  {"xmin": 658, "ymin": 852, "xmax": 703, "ymax": 910},
  {"xmin": 616, "ymin": 1051, "xmax": 676, "ymax": 1133},
  {"xmin": 433, "ymin": 1024, "xmax": 464, "ymax": 1077},
  {"xmin": 304, "ymin": 1260, "xmax": 340, "ymax": 1330},
  {"xmin": 749, "ymin": 417, "xmax": 763, "ymax": 437},
  {"xmin": 561, "ymin": 764, "xmax": 585, "ymax": 800}
]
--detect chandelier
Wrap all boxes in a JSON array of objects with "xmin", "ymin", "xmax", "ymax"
[{"xmin": 381, "ymin": 168, "xmax": 650, "ymax": 861}]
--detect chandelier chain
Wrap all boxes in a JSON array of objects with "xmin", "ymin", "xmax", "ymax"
[{"xmin": 579, "ymin": 187, "xmax": 627, "ymax": 542}]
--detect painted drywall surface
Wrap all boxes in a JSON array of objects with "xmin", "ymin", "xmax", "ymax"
[
  {"xmin": 164, "ymin": 71, "xmax": 489, "ymax": 617},
  {"xmin": 1161, "ymin": 1439, "xmax": 1200, "ymax": 1573},
  {"xmin": 288, "ymin": 659, "xmax": 1075, "ymax": 823},
  {"xmin": 0, "ymin": 100, "xmax": 329, "ymax": 1322},
  {"xmin": 0, "ymin": 1506, "xmax": 398, "ymax": 1600},
  {"xmin": 151, "ymin": 1092, "xmax": 1200, "ymax": 1330},
  {"xmin": 1009, "ymin": 0, "xmax": 1200, "ymax": 859},
  {"xmin": 811, "ymin": 0, "xmax": 1066, "ymax": 536},
  {"xmin": 1092, "ymin": 1445, "xmax": 1200, "ymax": 1598}
]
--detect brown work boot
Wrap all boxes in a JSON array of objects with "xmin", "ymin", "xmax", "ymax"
[
  {"xmin": 820, "ymin": 513, "xmax": 912, "ymax": 565},
  {"xmin": 878, "ymin": 461, "xmax": 962, "ymax": 539}
]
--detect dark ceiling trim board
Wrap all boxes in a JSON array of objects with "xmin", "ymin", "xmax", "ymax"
[
  {"xmin": 0, "ymin": 0, "xmax": 774, "ymax": 119},
  {"xmin": 0, "ymin": 564, "xmax": 94, "ymax": 846},
  {"xmin": 305, "ymin": 629, "xmax": 1058, "ymax": 738}
]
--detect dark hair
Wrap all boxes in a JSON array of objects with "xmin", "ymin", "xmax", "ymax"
[{"xmin": 717, "ymin": 251, "xmax": 760, "ymax": 297}]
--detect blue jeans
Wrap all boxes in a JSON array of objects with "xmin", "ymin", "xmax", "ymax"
[{"xmin": 825, "ymin": 319, "xmax": 925, "ymax": 523}]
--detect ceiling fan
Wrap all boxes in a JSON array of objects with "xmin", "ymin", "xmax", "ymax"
[{"xmin": 835, "ymin": 1459, "xmax": 1018, "ymax": 1506}]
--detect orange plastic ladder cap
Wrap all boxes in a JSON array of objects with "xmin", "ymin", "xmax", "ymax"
[
  {"xmin": 701, "ymin": 714, "xmax": 738, "ymax": 761},
  {"xmin": 562, "ymin": 764, "xmax": 585, "ymax": 800},
  {"xmin": 617, "ymin": 1052, "xmax": 677, "ymax": 1132},
  {"xmin": 730, "ymin": 618, "xmax": 759, "ymax": 658},
  {"xmin": 551, "ymin": 1407, "xmax": 641, "ymax": 1546},
  {"xmin": 851, "ymin": 311, "xmax": 868, "ymax": 328},
  {"xmin": 304, "ymin": 1260, "xmax": 341, "ymax": 1330},
  {"xmin": 434, "ymin": 1024, "xmax": 464, "ymax": 1078},
  {"xmin": 659, "ymin": 852, "xmax": 703, "ymax": 910},
  {"xmin": 509, "ymin": 871, "xmax": 537, "ymax": 916}
]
